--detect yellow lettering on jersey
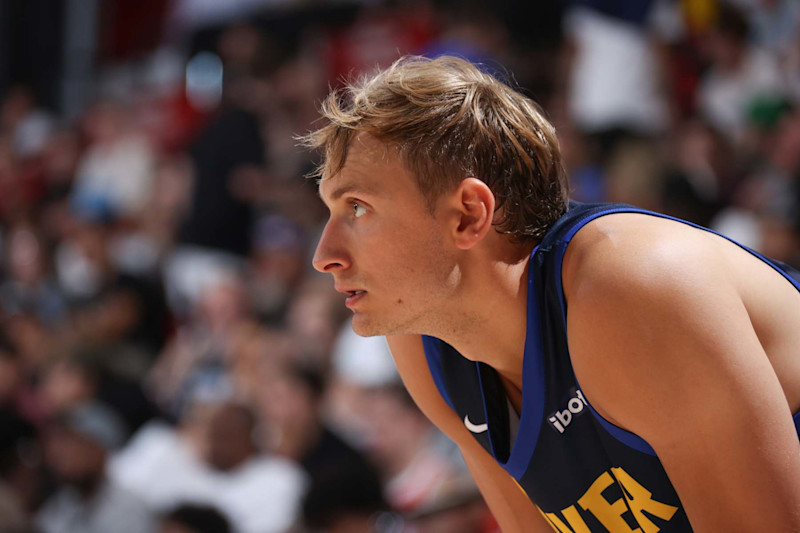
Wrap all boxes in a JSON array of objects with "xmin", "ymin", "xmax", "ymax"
[
  {"xmin": 578, "ymin": 471, "xmax": 640, "ymax": 532},
  {"xmin": 612, "ymin": 467, "xmax": 679, "ymax": 533},
  {"xmin": 562, "ymin": 506, "xmax": 592, "ymax": 532},
  {"xmin": 539, "ymin": 506, "xmax": 592, "ymax": 533},
  {"xmin": 540, "ymin": 509, "xmax": 574, "ymax": 533},
  {"xmin": 533, "ymin": 468, "xmax": 678, "ymax": 532}
]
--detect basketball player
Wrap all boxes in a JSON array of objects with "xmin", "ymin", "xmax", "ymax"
[{"xmin": 305, "ymin": 56, "xmax": 800, "ymax": 532}]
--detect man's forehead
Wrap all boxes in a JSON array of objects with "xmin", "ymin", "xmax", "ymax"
[
  {"xmin": 337, "ymin": 133, "xmax": 397, "ymax": 174},
  {"xmin": 318, "ymin": 134, "xmax": 403, "ymax": 199}
]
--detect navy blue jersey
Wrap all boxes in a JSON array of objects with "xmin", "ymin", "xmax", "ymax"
[{"xmin": 422, "ymin": 202, "xmax": 800, "ymax": 532}]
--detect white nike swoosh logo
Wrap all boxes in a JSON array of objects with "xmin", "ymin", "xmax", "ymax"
[{"xmin": 464, "ymin": 415, "xmax": 488, "ymax": 434}]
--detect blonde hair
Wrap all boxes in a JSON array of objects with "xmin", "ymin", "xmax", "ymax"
[{"xmin": 301, "ymin": 55, "xmax": 568, "ymax": 242}]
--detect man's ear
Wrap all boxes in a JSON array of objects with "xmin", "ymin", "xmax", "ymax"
[{"xmin": 451, "ymin": 178, "xmax": 496, "ymax": 250}]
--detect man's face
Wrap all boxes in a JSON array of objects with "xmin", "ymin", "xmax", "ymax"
[
  {"xmin": 313, "ymin": 135, "xmax": 460, "ymax": 336},
  {"xmin": 43, "ymin": 427, "xmax": 105, "ymax": 485},
  {"xmin": 205, "ymin": 405, "xmax": 256, "ymax": 471}
]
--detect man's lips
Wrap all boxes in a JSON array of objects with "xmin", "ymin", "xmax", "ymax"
[
  {"xmin": 344, "ymin": 291, "xmax": 365, "ymax": 308},
  {"xmin": 335, "ymin": 286, "xmax": 366, "ymax": 308}
]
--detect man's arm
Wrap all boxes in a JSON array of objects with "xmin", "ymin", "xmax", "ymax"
[
  {"xmin": 565, "ymin": 233, "xmax": 800, "ymax": 532},
  {"xmin": 386, "ymin": 334, "xmax": 552, "ymax": 533}
]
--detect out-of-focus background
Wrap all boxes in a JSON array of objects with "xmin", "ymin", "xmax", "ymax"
[{"xmin": 0, "ymin": 0, "xmax": 798, "ymax": 532}]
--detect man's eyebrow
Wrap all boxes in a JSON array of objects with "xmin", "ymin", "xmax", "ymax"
[{"xmin": 318, "ymin": 182, "xmax": 378, "ymax": 203}]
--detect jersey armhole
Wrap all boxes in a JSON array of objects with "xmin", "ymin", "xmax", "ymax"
[
  {"xmin": 581, "ymin": 390, "xmax": 658, "ymax": 456},
  {"xmin": 421, "ymin": 335, "xmax": 457, "ymax": 412}
]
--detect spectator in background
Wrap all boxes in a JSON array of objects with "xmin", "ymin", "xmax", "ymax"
[
  {"xmin": 247, "ymin": 214, "xmax": 308, "ymax": 326},
  {"xmin": 169, "ymin": 103, "xmax": 264, "ymax": 278},
  {"xmin": 744, "ymin": 0, "xmax": 800, "ymax": 58},
  {"xmin": 37, "ymin": 346, "xmax": 158, "ymax": 436},
  {"xmin": 363, "ymin": 384, "xmax": 463, "ymax": 515},
  {"xmin": 560, "ymin": 0, "xmax": 681, "ymax": 209},
  {"xmin": 553, "ymin": 116, "xmax": 606, "ymax": 204},
  {"xmin": 713, "ymin": 104, "xmax": 800, "ymax": 265},
  {"xmin": 423, "ymin": 4, "xmax": 510, "ymax": 69},
  {"xmin": 0, "ymin": 483, "xmax": 30, "ymax": 533},
  {"xmin": 2, "ymin": 310, "xmax": 54, "ymax": 420},
  {"xmin": 742, "ymin": 105, "xmax": 800, "ymax": 219},
  {"xmin": 0, "ymin": 135, "xmax": 25, "ymax": 223},
  {"xmin": 203, "ymin": 401, "xmax": 305, "ymax": 533},
  {"xmin": 300, "ymin": 458, "xmax": 394, "ymax": 533},
  {"xmin": 406, "ymin": 472, "xmax": 494, "ymax": 533},
  {"xmin": 110, "ymin": 399, "xmax": 306, "ymax": 533},
  {"xmin": 0, "ymin": 224, "xmax": 65, "ymax": 328},
  {"xmin": 36, "ymin": 128, "xmax": 82, "ymax": 247},
  {"xmin": 0, "ymin": 335, "xmax": 26, "ymax": 414},
  {"xmin": 262, "ymin": 55, "xmax": 325, "ymax": 187},
  {"xmin": 149, "ymin": 272, "xmax": 252, "ymax": 418},
  {"xmin": 160, "ymin": 503, "xmax": 232, "ymax": 533},
  {"xmin": 326, "ymin": 320, "xmax": 399, "ymax": 447},
  {"xmin": 137, "ymin": 155, "xmax": 193, "ymax": 264},
  {"xmin": 561, "ymin": 0, "xmax": 679, "ymax": 148},
  {"xmin": 660, "ymin": 119, "xmax": 732, "ymax": 227},
  {"xmin": 698, "ymin": 2, "xmax": 786, "ymax": 146},
  {"xmin": 107, "ymin": 402, "xmax": 214, "ymax": 516},
  {"xmin": 323, "ymin": 0, "xmax": 437, "ymax": 84},
  {"xmin": 36, "ymin": 401, "xmax": 155, "ymax": 533},
  {"xmin": 284, "ymin": 277, "xmax": 344, "ymax": 364},
  {"xmin": 258, "ymin": 358, "xmax": 379, "ymax": 488},
  {"xmin": 0, "ymin": 85, "xmax": 54, "ymax": 160},
  {"xmin": 55, "ymin": 197, "xmax": 169, "ymax": 379},
  {"xmin": 39, "ymin": 128, "xmax": 80, "ymax": 200},
  {"xmin": 164, "ymin": 29, "xmax": 268, "ymax": 317},
  {"xmin": 72, "ymin": 101, "xmax": 155, "ymax": 219},
  {"xmin": 0, "ymin": 408, "xmax": 41, "ymax": 528},
  {"xmin": 0, "ymin": 311, "xmax": 55, "ymax": 426}
]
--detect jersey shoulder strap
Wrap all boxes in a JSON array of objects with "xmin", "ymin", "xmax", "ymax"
[{"xmin": 537, "ymin": 201, "xmax": 630, "ymax": 253}]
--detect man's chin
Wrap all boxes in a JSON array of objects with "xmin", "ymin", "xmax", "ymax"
[
  {"xmin": 351, "ymin": 313, "xmax": 421, "ymax": 338},
  {"xmin": 350, "ymin": 314, "xmax": 386, "ymax": 337}
]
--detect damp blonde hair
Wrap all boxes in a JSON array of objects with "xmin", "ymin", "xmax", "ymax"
[{"xmin": 301, "ymin": 55, "xmax": 568, "ymax": 242}]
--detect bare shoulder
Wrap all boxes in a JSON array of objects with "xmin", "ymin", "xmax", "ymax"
[
  {"xmin": 560, "ymin": 213, "xmax": 744, "ymax": 430},
  {"xmin": 564, "ymin": 212, "xmax": 800, "ymax": 337},
  {"xmin": 562, "ymin": 212, "xmax": 730, "ymax": 298}
]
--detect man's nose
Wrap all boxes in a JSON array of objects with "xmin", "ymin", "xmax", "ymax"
[{"xmin": 312, "ymin": 223, "xmax": 350, "ymax": 273}]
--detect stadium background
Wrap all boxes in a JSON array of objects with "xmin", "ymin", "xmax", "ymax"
[{"xmin": 0, "ymin": 0, "xmax": 798, "ymax": 532}]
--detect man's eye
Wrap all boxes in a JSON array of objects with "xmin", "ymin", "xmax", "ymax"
[{"xmin": 353, "ymin": 202, "xmax": 367, "ymax": 218}]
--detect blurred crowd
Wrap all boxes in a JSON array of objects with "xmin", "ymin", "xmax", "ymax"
[{"xmin": 0, "ymin": 0, "xmax": 799, "ymax": 532}]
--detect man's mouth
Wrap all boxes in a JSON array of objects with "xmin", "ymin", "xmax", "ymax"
[{"xmin": 344, "ymin": 290, "xmax": 366, "ymax": 308}]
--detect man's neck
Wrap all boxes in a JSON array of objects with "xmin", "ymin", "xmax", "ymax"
[{"xmin": 430, "ymin": 240, "xmax": 534, "ymax": 389}]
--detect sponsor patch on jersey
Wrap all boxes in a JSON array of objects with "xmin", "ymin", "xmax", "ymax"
[{"xmin": 547, "ymin": 388, "xmax": 587, "ymax": 434}]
